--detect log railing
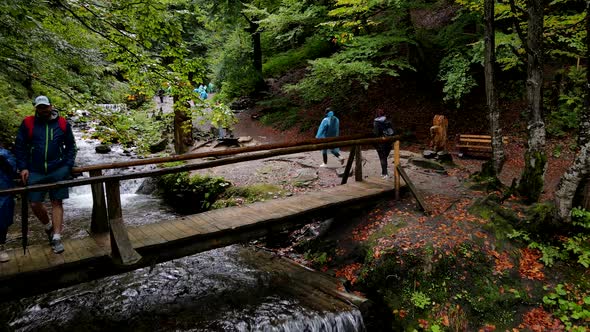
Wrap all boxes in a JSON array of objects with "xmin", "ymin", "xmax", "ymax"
[{"xmin": 0, "ymin": 135, "xmax": 401, "ymax": 265}]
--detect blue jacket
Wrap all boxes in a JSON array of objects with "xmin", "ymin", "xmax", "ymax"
[
  {"xmin": 0, "ymin": 147, "xmax": 16, "ymax": 229},
  {"xmin": 316, "ymin": 111, "xmax": 340, "ymax": 139},
  {"xmin": 14, "ymin": 111, "xmax": 77, "ymax": 174}
]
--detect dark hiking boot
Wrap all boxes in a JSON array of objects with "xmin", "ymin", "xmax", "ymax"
[{"xmin": 45, "ymin": 228, "xmax": 53, "ymax": 244}]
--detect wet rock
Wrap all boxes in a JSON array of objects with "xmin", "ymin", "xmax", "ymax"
[
  {"xmin": 95, "ymin": 144, "xmax": 111, "ymax": 154},
  {"xmin": 136, "ymin": 177, "xmax": 158, "ymax": 195},
  {"xmin": 409, "ymin": 157, "xmax": 445, "ymax": 171},
  {"xmin": 229, "ymin": 97, "xmax": 255, "ymax": 110},
  {"xmin": 422, "ymin": 150, "xmax": 436, "ymax": 159},
  {"xmin": 436, "ymin": 151, "xmax": 453, "ymax": 163},
  {"xmin": 149, "ymin": 138, "xmax": 168, "ymax": 153},
  {"xmin": 238, "ymin": 136, "xmax": 252, "ymax": 143},
  {"xmin": 292, "ymin": 168, "xmax": 318, "ymax": 187}
]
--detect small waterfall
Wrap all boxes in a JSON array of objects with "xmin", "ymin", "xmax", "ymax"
[{"xmin": 64, "ymin": 112, "xmax": 174, "ymax": 228}]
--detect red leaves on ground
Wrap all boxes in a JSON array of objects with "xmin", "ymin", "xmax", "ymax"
[
  {"xmin": 489, "ymin": 250, "xmax": 514, "ymax": 275},
  {"xmin": 518, "ymin": 248, "xmax": 545, "ymax": 280},
  {"xmin": 519, "ymin": 307, "xmax": 564, "ymax": 331},
  {"xmin": 335, "ymin": 263, "xmax": 362, "ymax": 284}
]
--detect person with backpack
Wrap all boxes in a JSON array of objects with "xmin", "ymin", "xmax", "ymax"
[
  {"xmin": 0, "ymin": 143, "xmax": 16, "ymax": 262},
  {"xmin": 316, "ymin": 107, "xmax": 345, "ymax": 167},
  {"xmin": 13, "ymin": 96, "xmax": 77, "ymax": 254},
  {"xmin": 373, "ymin": 108, "xmax": 394, "ymax": 179}
]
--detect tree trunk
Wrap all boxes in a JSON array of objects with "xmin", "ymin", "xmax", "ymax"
[
  {"xmin": 517, "ymin": 0, "xmax": 547, "ymax": 204},
  {"xmin": 173, "ymin": 95, "xmax": 193, "ymax": 155},
  {"xmin": 245, "ymin": 17, "xmax": 266, "ymax": 92},
  {"xmin": 554, "ymin": 1, "xmax": 590, "ymax": 222},
  {"xmin": 484, "ymin": 0, "xmax": 505, "ymax": 175}
]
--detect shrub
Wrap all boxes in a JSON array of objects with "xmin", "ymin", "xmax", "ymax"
[{"xmin": 157, "ymin": 171, "xmax": 230, "ymax": 214}]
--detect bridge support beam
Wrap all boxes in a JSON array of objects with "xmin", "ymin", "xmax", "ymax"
[
  {"xmin": 105, "ymin": 180, "xmax": 141, "ymax": 265},
  {"xmin": 90, "ymin": 170, "xmax": 109, "ymax": 234},
  {"xmin": 355, "ymin": 146, "xmax": 363, "ymax": 181}
]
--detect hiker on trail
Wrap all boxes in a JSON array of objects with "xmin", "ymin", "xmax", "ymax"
[
  {"xmin": 316, "ymin": 107, "xmax": 345, "ymax": 167},
  {"xmin": 14, "ymin": 96, "xmax": 77, "ymax": 254},
  {"xmin": 373, "ymin": 108, "xmax": 395, "ymax": 179},
  {"xmin": 157, "ymin": 88, "xmax": 165, "ymax": 103},
  {"xmin": 0, "ymin": 144, "xmax": 16, "ymax": 262}
]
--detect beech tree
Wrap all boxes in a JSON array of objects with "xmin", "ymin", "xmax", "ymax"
[
  {"xmin": 554, "ymin": 2, "xmax": 590, "ymax": 222},
  {"xmin": 510, "ymin": 0, "xmax": 547, "ymax": 204},
  {"xmin": 484, "ymin": 0, "xmax": 505, "ymax": 175}
]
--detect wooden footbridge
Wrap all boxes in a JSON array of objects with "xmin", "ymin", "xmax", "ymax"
[{"xmin": 0, "ymin": 135, "xmax": 414, "ymax": 301}]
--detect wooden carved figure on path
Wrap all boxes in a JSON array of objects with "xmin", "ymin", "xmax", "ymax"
[{"xmin": 429, "ymin": 115, "xmax": 448, "ymax": 152}]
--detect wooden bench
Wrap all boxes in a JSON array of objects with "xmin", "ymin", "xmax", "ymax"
[{"xmin": 456, "ymin": 134, "xmax": 508, "ymax": 156}]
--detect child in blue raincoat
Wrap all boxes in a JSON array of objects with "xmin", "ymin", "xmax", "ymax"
[
  {"xmin": 316, "ymin": 107, "xmax": 345, "ymax": 167},
  {"xmin": 0, "ymin": 145, "xmax": 16, "ymax": 262}
]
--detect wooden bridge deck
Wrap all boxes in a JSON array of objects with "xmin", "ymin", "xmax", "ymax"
[{"xmin": 0, "ymin": 177, "xmax": 397, "ymax": 300}]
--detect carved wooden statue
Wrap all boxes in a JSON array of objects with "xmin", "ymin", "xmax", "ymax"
[{"xmin": 429, "ymin": 115, "xmax": 448, "ymax": 152}]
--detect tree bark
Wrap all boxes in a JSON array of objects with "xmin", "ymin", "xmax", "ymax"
[
  {"xmin": 173, "ymin": 95, "xmax": 193, "ymax": 155},
  {"xmin": 554, "ymin": 1, "xmax": 590, "ymax": 222},
  {"xmin": 484, "ymin": 0, "xmax": 505, "ymax": 175},
  {"xmin": 244, "ymin": 14, "xmax": 266, "ymax": 91},
  {"xmin": 517, "ymin": 0, "xmax": 547, "ymax": 203}
]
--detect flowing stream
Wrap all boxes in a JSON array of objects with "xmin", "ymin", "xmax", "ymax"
[{"xmin": 1, "ymin": 119, "xmax": 366, "ymax": 332}]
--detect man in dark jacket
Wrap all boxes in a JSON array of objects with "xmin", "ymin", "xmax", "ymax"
[{"xmin": 14, "ymin": 96, "xmax": 77, "ymax": 254}]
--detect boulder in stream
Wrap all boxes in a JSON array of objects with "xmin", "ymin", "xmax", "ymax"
[{"xmin": 95, "ymin": 144, "xmax": 111, "ymax": 154}]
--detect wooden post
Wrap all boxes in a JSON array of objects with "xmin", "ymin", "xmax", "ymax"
[
  {"xmin": 354, "ymin": 146, "xmax": 363, "ymax": 181},
  {"xmin": 341, "ymin": 146, "xmax": 357, "ymax": 185},
  {"xmin": 394, "ymin": 141, "xmax": 400, "ymax": 200},
  {"xmin": 396, "ymin": 165, "xmax": 431, "ymax": 215},
  {"xmin": 90, "ymin": 170, "xmax": 109, "ymax": 234},
  {"xmin": 105, "ymin": 180, "xmax": 141, "ymax": 265}
]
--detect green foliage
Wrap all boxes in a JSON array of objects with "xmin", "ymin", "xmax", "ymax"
[
  {"xmin": 304, "ymin": 250, "xmax": 330, "ymax": 265},
  {"xmin": 528, "ymin": 242, "xmax": 567, "ymax": 267},
  {"xmin": 287, "ymin": 32, "xmax": 414, "ymax": 104},
  {"xmin": 263, "ymin": 36, "xmax": 332, "ymax": 77},
  {"xmin": 192, "ymin": 99, "xmax": 238, "ymax": 129},
  {"xmin": 437, "ymin": 49, "xmax": 480, "ymax": 108},
  {"xmin": 211, "ymin": 29, "xmax": 261, "ymax": 101},
  {"xmin": 157, "ymin": 171, "xmax": 230, "ymax": 213},
  {"xmin": 547, "ymin": 67, "xmax": 586, "ymax": 138},
  {"xmin": 212, "ymin": 183, "xmax": 284, "ymax": 208},
  {"xmin": 571, "ymin": 208, "xmax": 590, "ymax": 228},
  {"xmin": 410, "ymin": 291, "xmax": 431, "ymax": 309},
  {"xmin": 85, "ymin": 105, "xmax": 166, "ymax": 154},
  {"xmin": 0, "ymin": 94, "xmax": 32, "ymax": 146},
  {"xmin": 563, "ymin": 235, "xmax": 590, "ymax": 268},
  {"xmin": 543, "ymin": 283, "xmax": 590, "ymax": 331}
]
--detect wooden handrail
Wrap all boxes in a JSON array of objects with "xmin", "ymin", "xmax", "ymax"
[
  {"xmin": 0, "ymin": 136, "xmax": 399, "ymax": 195},
  {"xmin": 72, "ymin": 134, "xmax": 371, "ymax": 173}
]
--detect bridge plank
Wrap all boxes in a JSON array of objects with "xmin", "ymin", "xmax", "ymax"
[
  {"xmin": 192, "ymin": 213, "xmax": 224, "ymax": 231},
  {"xmin": 129, "ymin": 226, "xmax": 166, "ymax": 247},
  {"xmin": 159, "ymin": 221, "xmax": 188, "ymax": 240},
  {"xmin": 44, "ymin": 246, "xmax": 65, "ymax": 267},
  {"xmin": 145, "ymin": 223, "xmax": 180, "ymax": 242},
  {"xmin": 69, "ymin": 238, "xmax": 95, "ymax": 261},
  {"xmin": 173, "ymin": 219, "xmax": 203, "ymax": 236},
  {"xmin": 62, "ymin": 241, "xmax": 81, "ymax": 263},
  {"xmin": 81, "ymin": 237, "xmax": 108, "ymax": 258},
  {"xmin": 0, "ymin": 251, "xmax": 16, "ymax": 276},
  {"xmin": 177, "ymin": 218, "xmax": 213, "ymax": 235}
]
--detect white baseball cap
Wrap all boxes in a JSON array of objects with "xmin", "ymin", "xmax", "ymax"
[{"xmin": 34, "ymin": 95, "xmax": 51, "ymax": 107}]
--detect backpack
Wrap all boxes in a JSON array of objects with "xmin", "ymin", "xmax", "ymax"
[
  {"xmin": 381, "ymin": 120, "xmax": 394, "ymax": 136},
  {"xmin": 24, "ymin": 115, "xmax": 67, "ymax": 140}
]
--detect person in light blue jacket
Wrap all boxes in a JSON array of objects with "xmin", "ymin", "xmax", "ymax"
[
  {"xmin": 316, "ymin": 107, "xmax": 345, "ymax": 167},
  {"xmin": 0, "ymin": 144, "xmax": 17, "ymax": 262}
]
